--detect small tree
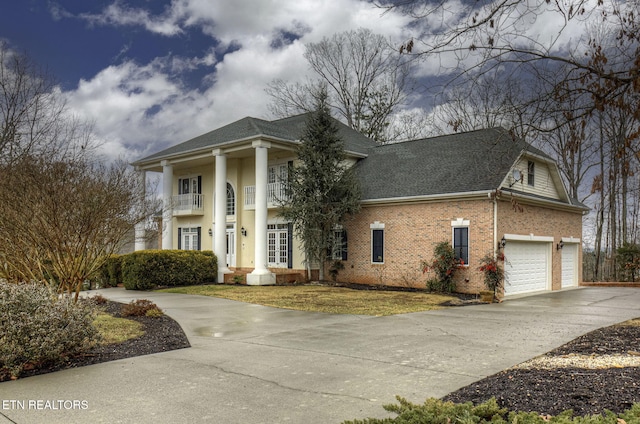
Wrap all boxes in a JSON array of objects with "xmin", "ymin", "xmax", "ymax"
[
  {"xmin": 479, "ymin": 252, "xmax": 506, "ymax": 297},
  {"xmin": 280, "ymin": 88, "xmax": 361, "ymax": 281},
  {"xmin": 617, "ymin": 244, "xmax": 640, "ymax": 282},
  {"xmin": 421, "ymin": 242, "xmax": 463, "ymax": 293}
]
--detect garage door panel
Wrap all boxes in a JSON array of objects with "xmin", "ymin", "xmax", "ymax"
[
  {"xmin": 504, "ymin": 242, "xmax": 550, "ymax": 295},
  {"xmin": 561, "ymin": 244, "xmax": 578, "ymax": 288}
]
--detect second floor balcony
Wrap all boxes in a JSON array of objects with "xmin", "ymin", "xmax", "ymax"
[
  {"xmin": 244, "ymin": 183, "xmax": 289, "ymax": 210},
  {"xmin": 172, "ymin": 193, "xmax": 204, "ymax": 216}
]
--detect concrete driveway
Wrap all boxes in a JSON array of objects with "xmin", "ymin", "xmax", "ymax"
[{"xmin": 1, "ymin": 287, "xmax": 639, "ymax": 424}]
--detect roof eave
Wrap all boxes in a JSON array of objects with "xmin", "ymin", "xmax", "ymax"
[{"xmin": 360, "ymin": 190, "xmax": 494, "ymax": 206}]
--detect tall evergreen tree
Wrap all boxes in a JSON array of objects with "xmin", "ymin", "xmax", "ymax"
[{"xmin": 280, "ymin": 89, "xmax": 361, "ymax": 280}]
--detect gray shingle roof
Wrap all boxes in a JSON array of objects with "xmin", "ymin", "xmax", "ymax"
[
  {"xmin": 135, "ymin": 113, "xmax": 376, "ymax": 164},
  {"xmin": 356, "ymin": 127, "xmax": 546, "ymax": 201}
]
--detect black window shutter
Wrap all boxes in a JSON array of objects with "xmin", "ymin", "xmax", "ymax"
[
  {"xmin": 197, "ymin": 227, "xmax": 201, "ymax": 250},
  {"xmin": 287, "ymin": 223, "xmax": 293, "ymax": 269},
  {"xmin": 197, "ymin": 176, "xmax": 202, "ymax": 194},
  {"xmin": 178, "ymin": 178, "xmax": 183, "ymax": 195},
  {"xmin": 178, "ymin": 228, "xmax": 182, "ymax": 249},
  {"xmin": 341, "ymin": 230, "xmax": 348, "ymax": 261}
]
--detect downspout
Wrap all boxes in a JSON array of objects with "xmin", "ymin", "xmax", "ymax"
[{"xmin": 492, "ymin": 191, "xmax": 498, "ymax": 258}]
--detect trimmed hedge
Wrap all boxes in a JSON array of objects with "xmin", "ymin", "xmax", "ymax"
[
  {"xmin": 121, "ymin": 250, "xmax": 217, "ymax": 290},
  {"xmin": 342, "ymin": 397, "xmax": 640, "ymax": 424},
  {"xmin": 97, "ymin": 254, "xmax": 123, "ymax": 288}
]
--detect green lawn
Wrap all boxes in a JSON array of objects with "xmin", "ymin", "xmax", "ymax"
[{"xmin": 158, "ymin": 284, "xmax": 457, "ymax": 316}]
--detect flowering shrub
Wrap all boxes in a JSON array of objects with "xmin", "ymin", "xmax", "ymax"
[
  {"xmin": 0, "ymin": 282, "xmax": 100, "ymax": 380},
  {"xmin": 479, "ymin": 252, "xmax": 505, "ymax": 293},
  {"xmin": 421, "ymin": 242, "xmax": 464, "ymax": 293}
]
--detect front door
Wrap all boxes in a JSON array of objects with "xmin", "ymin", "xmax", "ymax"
[
  {"xmin": 226, "ymin": 224, "xmax": 236, "ymax": 267},
  {"xmin": 267, "ymin": 223, "xmax": 288, "ymax": 267}
]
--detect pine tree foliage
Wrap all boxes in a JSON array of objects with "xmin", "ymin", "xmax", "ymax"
[{"xmin": 280, "ymin": 91, "xmax": 361, "ymax": 280}]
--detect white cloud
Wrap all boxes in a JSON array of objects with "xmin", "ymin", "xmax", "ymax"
[{"xmin": 59, "ymin": 0, "xmax": 414, "ymax": 163}]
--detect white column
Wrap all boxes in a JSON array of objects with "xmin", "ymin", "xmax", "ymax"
[
  {"xmin": 161, "ymin": 161, "xmax": 173, "ymax": 249},
  {"xmin": 213, "ymin": 150, "xmax": 231, "ymax": 283},
  {"xmin": 247, "ymin": 141, "xmax": 275, "ymax": 285},
  {"xmin": 134, "ymin": 168, "xmax": 147, "ymax": 251}
]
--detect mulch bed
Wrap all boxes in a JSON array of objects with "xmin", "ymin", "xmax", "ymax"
[
  {"xmin": 443, "ymin": 320, "xmax": 640, "ymax": 416},
  {"xmin": 1, "ymin": 300, "xmax": 190, "ymax": 382}
]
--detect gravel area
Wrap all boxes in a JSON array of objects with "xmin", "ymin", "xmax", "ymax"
[{"xmin": 444, "ymin": 318, "xmax": 640, "ymax": 416}]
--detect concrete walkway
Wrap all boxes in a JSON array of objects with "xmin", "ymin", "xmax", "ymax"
[{"xmin": 1, "ymin": 287, "xmax": 639, "ymax": 424}]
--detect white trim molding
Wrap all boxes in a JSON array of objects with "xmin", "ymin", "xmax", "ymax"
[
  {"xmin": 503, "ymin": 233, "xmax": 554, "ymax": 243},
  {"xmin": 561, "ymin": 236, "xmax": 580, "ymax": 244}
]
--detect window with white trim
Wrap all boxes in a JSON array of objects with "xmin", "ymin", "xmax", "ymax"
[
  {"xmin": 179, "ymin": 227, "xmax": 200, "ymax": 251},
  {"xmin": 370, "ymin": 222, "xmax": 385, "ymax": 263},
  {"xmin": 527, "ymin": 161, "xmax": 535, "ymax": 186},
  {"xmin": 451, "ymin": 218, "xmax": 469, "ymax": 265},
  {"xmin": 226, "ymin": 183, "xmax": 235, "ymax": 216}
]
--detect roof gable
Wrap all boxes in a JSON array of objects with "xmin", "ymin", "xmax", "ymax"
[{"xmin": 134, "ymin": 113, "xmax": 376, "ymax": 165}]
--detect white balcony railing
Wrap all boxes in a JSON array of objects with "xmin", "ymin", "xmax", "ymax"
[
  {"xmin": 244, "ymin": 183, "xmax": 289, "ymax": 209},
  {"xmin": 172, "ymin": 193, "xmax": 204, "ymax": 215}
]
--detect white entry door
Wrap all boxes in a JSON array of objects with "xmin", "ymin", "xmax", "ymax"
[
  {"xmin": 226, "ymin": 224, "xmax": 236, "ymax": 267},
  {"xmin": 267, "ymin": 223, "xmax": 288, "ymax": 267}
]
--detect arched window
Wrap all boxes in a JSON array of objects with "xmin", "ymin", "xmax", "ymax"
[{"xmin": 226, "ymin": 183, "xmax": 235, "ymax": 216}]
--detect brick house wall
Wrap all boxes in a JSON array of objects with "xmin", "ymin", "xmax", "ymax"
[
  {"xmin": 333, "ymin": 196, "xmax": 584, "ymax": 294},
  {"xmin": 497, "ymin": 198, "xmax": 584, "ymax": 291},
  {"xmin": 336, "ymin": 197, "xmax": 495, "ymax": 293}
]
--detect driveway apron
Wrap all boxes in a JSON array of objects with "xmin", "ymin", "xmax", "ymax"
[{"xmin": 1, "ymin": 287, "xmax": 639, "ymax": 424}]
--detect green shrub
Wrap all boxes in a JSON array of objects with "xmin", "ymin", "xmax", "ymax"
[
  {"xmin": 121, "ymin": 250, "xmax": 217, "ymax": 290},
  {"xmin": 121, "ymin": 299, "xmax": 162, "ymax": 317},
  {"xmin": 421, "ymin": 242, "xmax": 463, "ymax": 293},
  {"xmin": 342, "ymin": 397, "xmax": 640, "ymax": 424},
  {"xmin": 0, "ymin": 282, "xmax": 100, "ymax": 380},
  {"xmin": 96, "ymin": 255, "xmax": 123, "ymax": 288}
]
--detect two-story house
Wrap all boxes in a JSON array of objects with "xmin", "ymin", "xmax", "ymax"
[{"xmin": 132, "ymin": 113, "xmax": 588, "ymax": 296}]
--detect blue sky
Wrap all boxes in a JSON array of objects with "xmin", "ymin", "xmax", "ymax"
[
  {"xmin": 0, "ymin": 1, "xmax": 588, "ymax": 163},
  {"xmin": 0, "ymin": 0, "xmax": 416, "ymax": 161}
]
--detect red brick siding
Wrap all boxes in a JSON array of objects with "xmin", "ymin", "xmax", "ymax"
[
  {"xmin": 335, "ymin": 199, "xmax": 494, "ymax": 293},
  {"xmin": 497, "ymin": 199, "xmax": 583, "ymax": 292},
  {"xmin": 331, "ymin": 197, "xmax": 584, "ymax": 295}
]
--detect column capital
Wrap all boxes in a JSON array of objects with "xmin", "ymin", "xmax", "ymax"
[
  {"xmin": 161, "ymin": 160, "xmax": 172, "ymax": 167},
  {"xmin": 252, "ymin": 140, "xmax": 272, "ymax": 149},
  {"xmin": 212, "ymin": 148, "xmax": 226, "ymax": 156}
]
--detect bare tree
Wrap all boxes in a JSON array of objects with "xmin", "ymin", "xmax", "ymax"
[
  {"xmin": 0, "ymin": 155, "xmax": 159, "ymax": 299},
  {"xmin": 0, "ymin": 42, "xmax": 81, "ymax": 164},
  {"xmin": 0, "ymin": 44, "xmax": 159, "ymax": 299},
  {"xmin": 388, "ymin": 1, "xmax": 640, "ymax": 118},
  {"xmin": 267, "ymin": 28, "xmax": 412, "ymax": 143}
]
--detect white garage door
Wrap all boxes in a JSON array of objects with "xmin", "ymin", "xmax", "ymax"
[
  {"xmin": 561, "ymin": 244, "xmax": 578, "ymax": 288},
  {"xmin": 504, "ymin": 242, "xmax": 550, "ymax": 295}
]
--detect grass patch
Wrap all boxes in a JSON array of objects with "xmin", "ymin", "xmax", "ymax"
[
  {"xmin": 158, "ymin": 285, "xmax": 456, "ymax": 316},
  {"xmin": 93, "ymin": 313, "xmax": 144, "ymax": 344}
]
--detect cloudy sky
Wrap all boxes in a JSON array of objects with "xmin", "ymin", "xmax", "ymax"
[{"xmin": 1, "ymin": 0, "xmax": 418, "ymax": 162}]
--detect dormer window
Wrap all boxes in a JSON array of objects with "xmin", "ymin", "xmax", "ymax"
[{"xmin": 527, "ymin": 161, "xmax": 535, "ymax": 186}]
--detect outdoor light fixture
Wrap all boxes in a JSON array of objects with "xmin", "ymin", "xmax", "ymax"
[
  {"xmin": 241, "ymin": 227, "xmax": 247, "ymax": 237},
  {"xmin": 499, "ymin": 236, "xmax": 506, "ymax": 249},
  {"xmin": 557, "ymin": 240, "xmax": 564, "ymax": 250},
  {"xmin": 208, "ymin": 228, "xmax": 213, "ymax": 237}
]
